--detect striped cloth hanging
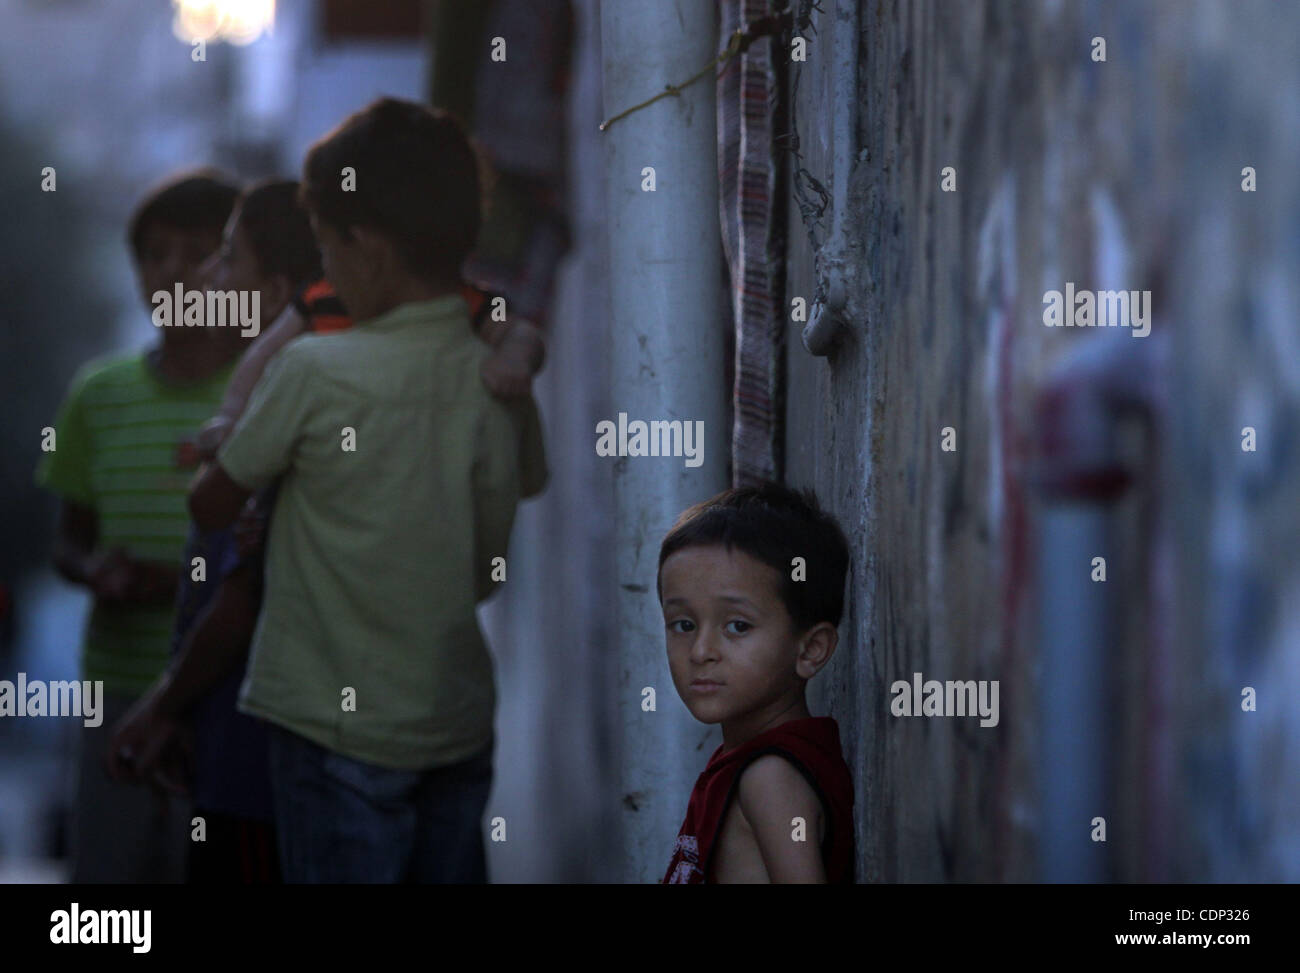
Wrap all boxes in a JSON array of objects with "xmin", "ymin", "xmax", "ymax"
[{"xmin": 717, "ymin": 0, "xmax": 788, "ymax": 487}]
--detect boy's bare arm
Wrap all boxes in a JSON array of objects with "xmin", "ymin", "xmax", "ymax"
[
  {"xmin": 197, "ymin": 304, "xmax": 308, "ymax": 458},
  {"xmin": 51, "ymin": 500, "xmax": 142, "ymax": 603},
  {"xmin": 479, "ymin": 317, "xmax": 546, "ymax": 399},
  {"xmin": 220, "ymin": 302, "xmax": 308, "ymax": 417},
  {"xmin": 497, "ymin": 317, "xmax": 547, "ymax": 372},
  {"xmin": 53, "ymin": 500, "xmax": 177, "ymax": 606},
  {"xmin": 734, "ymin": 754, "xmax": 828, "ymax": 883},
  {"xmin": 189, "ymin": 463, "xmax": 254, "ymax": 532},
  {"xmin": 156, "ymin": 563, "xmax": 258, "ymax": 718},
  {"xmin": 108, "ymin": 564, "xmax": 258, "ymax": 782},
  {"xmin": 51, "ymin": 499, "xmax": 100, "ymax": 588},
  {"xmin": 470, "ymin": 404, "xmax": 522, "ymax": 603}
]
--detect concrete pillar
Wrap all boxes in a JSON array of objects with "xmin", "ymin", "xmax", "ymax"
[{"xmin": 601, "ymin": 1, "xmax": 729, "ymax": 882}]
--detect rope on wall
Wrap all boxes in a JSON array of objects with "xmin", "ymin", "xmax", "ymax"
[{"xmin": 598, "ymin": 8, "xmax": 791, "ymax": 132}]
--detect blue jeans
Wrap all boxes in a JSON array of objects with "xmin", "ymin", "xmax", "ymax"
[{"xmin": 266, "ymin": 724, "xmax": 493, "ymax": 883}]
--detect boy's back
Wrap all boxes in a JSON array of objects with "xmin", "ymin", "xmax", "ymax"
[{"xmin": 218, "ymin": 293, "xmax": 528, "ymax": 771}]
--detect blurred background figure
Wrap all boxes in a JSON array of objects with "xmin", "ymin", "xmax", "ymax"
[
  {"xmin": 1, "ymin": 0, "xmax": 615, "ymax": 883},
  {"xmin": 34, "ymin": 171, "xmax": 241, "ymax": 883}
]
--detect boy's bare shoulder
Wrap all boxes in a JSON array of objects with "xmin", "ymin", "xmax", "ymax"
[
  {"xmin": 736, "ymin": 753, "xmax": 823, "ymax": 814},
  {"xmin": 710, "ymin": 754, "xmax": 827, "ymax": 883},
  {"xmin": 722, "ymin": 753, "xmax": 828, "ymax": 882}
]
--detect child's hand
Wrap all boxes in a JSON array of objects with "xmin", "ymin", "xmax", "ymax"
[
  {"xmin": 480, "ymin": 344, "xmax": 535, "ymax": 399},
  {"xmin": 87, "ymin": 548, "xmax": 138, "ymax": 605},
  {"xmin": 476, "ymin": 312, "xmax": 545, "ymax": 400},
  {"xmin": 196, "ymin": 414, "xmax": 235, "ymax": 461},
  {"xmin": 150, "ymin": 725, "xmax": 194, "ymax": 798},
  {"xmin": 477, "ymin": 318, "xmax": 510, "ymax": 346},
  {"xmin": 233, "ymin": 499, "xmax": 268, "ymax": 558},
  {"xmin": 124, "ymin": 560, "xmax": 179, "ymax": 605},
  {"xmin": 107, "ymin": 685, "xmax": 184, "ymax": 784},
  {"xmin": 174, "ymin": 439, "xmax": 203, "ymax": 470}
]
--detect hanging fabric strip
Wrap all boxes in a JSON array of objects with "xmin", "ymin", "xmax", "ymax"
[{"xmin": 717, "ymin": 0, "xmax": 788, "ymax": 487}]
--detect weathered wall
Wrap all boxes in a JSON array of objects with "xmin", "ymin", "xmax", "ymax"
[{"xmin": 786, "ymin": 0, "xmax": 1300, "ymax": 881}]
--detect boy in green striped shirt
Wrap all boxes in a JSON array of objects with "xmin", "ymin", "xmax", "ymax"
[{"xmin": 36, "ymin": 171, "xmax": 241, "ymax": 882}]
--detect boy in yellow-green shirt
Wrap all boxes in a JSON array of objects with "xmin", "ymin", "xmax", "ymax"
[{"xmin": 189, "ymin": 98, "xmax": 545, "ymax": 883}]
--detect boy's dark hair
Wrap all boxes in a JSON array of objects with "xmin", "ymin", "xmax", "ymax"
[
  {"xmin": 657, "ymin": 482, "xmax": 851, "ymax": 632},
  {"xmin": 300, "ymin": 96, "xmax": 485, "ymax": 281},
  {"xmin": 128, "ymin": 170, "xmax": 240, "ymax": 259},
  {"xmin": 237, "ymin": 180, "xmax": 323, "ymax": 290}
]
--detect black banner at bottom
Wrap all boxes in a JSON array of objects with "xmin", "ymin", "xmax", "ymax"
[{"xmin": 0, "ymin": 882, "xmax": 1283, "ymax": 958}]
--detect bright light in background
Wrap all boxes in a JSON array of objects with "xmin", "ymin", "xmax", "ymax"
[{"xmin": 172, "ymin": 0, "xmax": 275, "ymax": 46}]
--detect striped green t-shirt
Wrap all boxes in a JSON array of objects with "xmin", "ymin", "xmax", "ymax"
[{"xmin": 36, "ymin": 352, "xmax": 234, "ymax": 696}]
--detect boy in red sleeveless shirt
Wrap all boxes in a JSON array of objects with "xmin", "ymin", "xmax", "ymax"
[{"xmin": 658, "ymin": 483, "xmax": 855, "ymax": 883}]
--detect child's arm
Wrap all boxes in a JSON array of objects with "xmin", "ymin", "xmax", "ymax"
[
  {"xmin": 156, "ymin": 561, "xmax": 259, "ymax": 716},
  {"xmin": 734, "ymin": 755, "xmax": 829, "ymax": 883},
  {"xmin": 52, "ymin": 499, "xmax": 108, "ymax": 591},
  {"xmin": 192, "ymin": 338, "xmax": 311, "ymax": 531},
  {"xmin": 470, "ymin": 403, "xmax": 523, "ymax": 603},
  {"xmin": 52, "ymin": 500, "xmax": 178, "ymax": 606},
  {"xmin": 478, "ymin": 316, "xmax": 547, "ymax": 399},
  {"xmin": 196, "ymin": 303, "xmax": 308, "ymax": 459},
  {"xmin": 107, "ymin": 562, "xmax": 259, "ymax": 781}
]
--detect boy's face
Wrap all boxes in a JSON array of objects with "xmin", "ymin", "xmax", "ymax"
[
  {"xmin": 200, "ymin": 208, "xmax": 257, "ymax": 294},
  {"xmin": 661, "ymin": 544, "xmax": 809, "ymax": 736},
  {"xmin": 135, "ymin": 223, "xmax": 222, "ymax": 306},
  {"xmin": 310, "ymin": 214, "xmax": 378, "ymax": 321},
  {"xmin": 199, "ymin": 207, "xmax": 287, "ymax": 324}
]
